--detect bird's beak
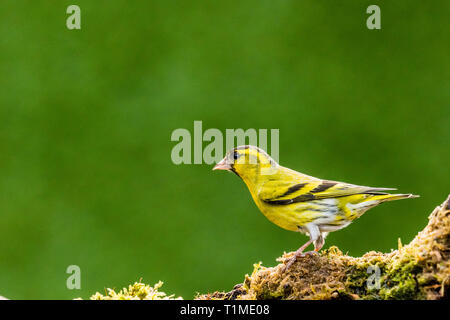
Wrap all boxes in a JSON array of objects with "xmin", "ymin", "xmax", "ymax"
[{"xmin": 213, "ymin": 158, "xmax": 231, "ymax": 171}]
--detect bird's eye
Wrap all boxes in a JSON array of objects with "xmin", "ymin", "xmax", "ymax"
[{"xmin": 233, "ymin": 152, "xmax": 239, "ymax": 160}]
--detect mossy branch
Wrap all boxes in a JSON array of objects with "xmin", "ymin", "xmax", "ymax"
[
  {"xmin": 3, "ymin": 196, "xmax": 447, "ymax": 300},
  {"xmin": 198, "ymin": 195, "xmax": 450, "ymax": 300}
]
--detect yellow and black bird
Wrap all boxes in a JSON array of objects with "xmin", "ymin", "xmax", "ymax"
[{"xmin": 213, "ymin": 145, "xmax": 418, "ymax": 270}]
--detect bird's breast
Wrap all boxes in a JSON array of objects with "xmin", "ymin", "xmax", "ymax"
[{"xmin": 253, "ymin": 199, "xmax": 318, "ymax": 232}]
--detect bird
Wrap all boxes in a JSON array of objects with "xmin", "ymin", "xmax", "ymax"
[{"xmin": 213, "ymin": 145, "xmax": 419, "ymax": 270}]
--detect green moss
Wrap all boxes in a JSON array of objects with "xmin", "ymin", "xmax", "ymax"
[
  {"xmin": 379, "ymin": 277, "xmax": 418, "ymax": 300},
  {"xmin": 322, "ymin": 246, "xmax": 344, "ymax": 257},
  {"xmin": 341, "ymin": 247, "xmax": 425, "ymax": 300},
  {"xmin": 378, "ymin": 256, "xmax": 422, "ymax": 300},
  {"xmin": 89, "ymin": 281, "xmax": 182, "ymax": 300}
]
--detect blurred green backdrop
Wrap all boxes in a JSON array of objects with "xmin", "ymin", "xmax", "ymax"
[{"xmin": 0, "ymin": 1, "xmax": 448, "ymax": 299}]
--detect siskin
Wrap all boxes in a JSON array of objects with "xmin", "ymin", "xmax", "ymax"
[{"xmin": 213, "ymin": 145, "xmax": 418, "ymax": 270}]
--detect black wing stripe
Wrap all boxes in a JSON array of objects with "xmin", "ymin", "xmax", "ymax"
[
  {"xmin": 263, "ymin": 193, "xmax": 316, "ymax": 205},
  {"xmin": 310, "ymin": 181, "xmax": 337, "ymax": 194},
  {"xmin": 280, "ymin": 183, "xmax": 308, "ymax": 197},
  {"xmin": 262, "ymin": 183, "xmax": 308, "ymax": 204}
]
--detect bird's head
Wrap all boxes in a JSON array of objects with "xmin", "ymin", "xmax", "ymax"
[{"xmin": 213, "ymin": 145, "xmax": 278, "ymax": 183}]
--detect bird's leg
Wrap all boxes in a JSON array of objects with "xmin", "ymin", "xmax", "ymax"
[
  {"xmin": 283, "ymin": 239, "xmax": 313, "ymax": 271},
  {"xmin": 282, "ymin": 224, "xmax": 323, "ymax": 272},
  {"xmin": 302, "ymin": 233, "xmax": 325, "ymax": 255}
]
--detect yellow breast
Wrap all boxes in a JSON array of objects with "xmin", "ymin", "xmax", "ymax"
[{"xmin": 252, "ymin": 196, "xmax": 323, "ymax": 232}]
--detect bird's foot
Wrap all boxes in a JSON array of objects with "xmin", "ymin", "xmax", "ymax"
[
  {"xmin": 302, "ymin": 250, "xmax": 319, "ymax": 257},
  {"xmin": 281, "ymin": 250, "xmax": 319, "ymax": 273}
]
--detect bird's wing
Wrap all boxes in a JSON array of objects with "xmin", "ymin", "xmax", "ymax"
[{"xmin": 258, "ymin": 168, "xmax": 395, "ymax": 205}]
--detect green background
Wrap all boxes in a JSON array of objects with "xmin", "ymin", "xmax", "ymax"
[{"xmin": 0, "ymin": 1, "xmax": 448, "ymax": 299}]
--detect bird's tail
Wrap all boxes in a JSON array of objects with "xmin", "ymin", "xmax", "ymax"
[
  {"xmin": 346, "ymin": 193, "xmax": 419, "ymax": 219},
  {"xmin": 371, "ymin": 193, "xmax": 420, "ymax": 203}
]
